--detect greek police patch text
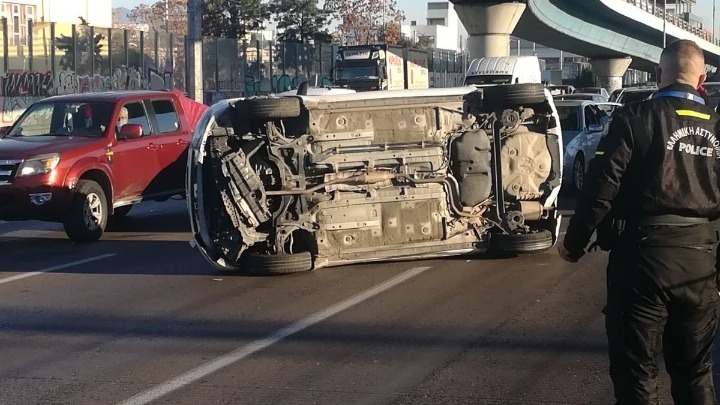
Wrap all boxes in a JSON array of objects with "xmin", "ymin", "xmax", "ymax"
[{"xmin": 666, "ymin": 126, "xmax": 720, "ymax": 159}]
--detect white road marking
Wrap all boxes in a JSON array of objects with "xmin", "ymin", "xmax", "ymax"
[
  {"xmin": 0, "ymin": 253, "xmax": 117, "ymax": 285},
  {"xmin": 116, "ymin": 266, "xmax": 433, "ymax": 405}
]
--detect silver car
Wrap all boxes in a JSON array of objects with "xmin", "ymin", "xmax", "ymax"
[
  {"xmin": 187, "ymin": 84, "xmax": 564, "ymax": 274},
  {"xmin": 556, "ymin": 100, "xmax": 610, "ymax": 192}
]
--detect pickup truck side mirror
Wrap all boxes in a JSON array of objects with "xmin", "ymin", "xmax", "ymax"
[
  {"xmin": 118, "ymin": 123, "xmax": 143, "ymax": 140},
  {"xmin": 0, "ymin": 125, "xmax": 11, "ymax": 138}
]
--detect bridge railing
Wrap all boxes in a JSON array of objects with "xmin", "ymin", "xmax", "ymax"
[{"xmin": 624, "ymin": 0, "xmax": 720, "ymax": 46}]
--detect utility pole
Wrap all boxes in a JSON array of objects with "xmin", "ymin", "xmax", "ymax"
[{"xmin": 187, "ymin": 0, "xmax": 203, "ymax": 102}]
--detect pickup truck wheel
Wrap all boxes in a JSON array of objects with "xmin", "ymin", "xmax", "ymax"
[
  {"xmin": 63, "ymin": 180, "xmax": 108, "ymax": 243},
  {"xmin": 243, "ymin": 252, "xmax": 313, "ymax": 275},
  {"xmin": 490, "ymin": 229, "xmax": 553, "ymax": 254},
  {"xmin": 241, "ymin": 97, "xmax": 302, "ymax": 119},
  {"xmin": 111, "ymin": 205, "xmax": 132, "ymax": 218},
  {"xmin": 482, "ymin": 84, "xmax": 546, "ymax": 108}
]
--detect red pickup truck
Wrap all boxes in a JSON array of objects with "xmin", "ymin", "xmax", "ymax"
[{"xmin": 0, "ymin": 89, "xmax": 207, "ymax": 242}]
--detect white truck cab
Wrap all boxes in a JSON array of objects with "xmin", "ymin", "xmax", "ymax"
[{"xmin": 464, "ymin": 56, "xmax": 542, "ymax": 86}]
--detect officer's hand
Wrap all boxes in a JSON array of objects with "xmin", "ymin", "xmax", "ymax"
[{"xmin": 558, "ymin": 237, "xmax": 580, "ymax": 263}]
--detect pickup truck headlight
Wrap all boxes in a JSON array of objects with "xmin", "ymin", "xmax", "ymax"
[{"xmin": 18, "ymin": 153, "xmax": 60, "ymax": 176}]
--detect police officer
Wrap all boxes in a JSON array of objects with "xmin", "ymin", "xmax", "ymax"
[{"xmin": 558, "ymin": 39, "xmax": 720, "ymax": 404}]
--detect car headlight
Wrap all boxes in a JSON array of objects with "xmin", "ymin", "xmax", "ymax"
[{"xmin": 18, "ymin": 153, "xmax": 60, "ymax": 176}]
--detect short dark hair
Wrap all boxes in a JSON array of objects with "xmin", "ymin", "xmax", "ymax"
[{"xmin": 661, "ymin": 39, "xmax": 705, "ymax": 67}]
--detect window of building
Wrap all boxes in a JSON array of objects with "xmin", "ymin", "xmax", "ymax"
[
  {"xmin": 3, "ymin": 3, "xmax": 36, "ymax": 46},
  {"xmin": 428, "ymin": 2, "xmax": 449, "ymax": 10},
  {"xmin": 427, "ymin": 18, "xmax": 446, "ymax": 26}
]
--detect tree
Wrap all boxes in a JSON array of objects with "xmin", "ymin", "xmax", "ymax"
[
  {"xmin": 573, "ymin": 67, "xmax": 597, "ymax": 87},
  {"xmin": 55, "ymin": 25, "xmax": 105, "ymax": 75},
  {"xmin": 271, "ymin": 0, "xmax": 332, "ymax": 43},
  {"xmin": 127, "ymin": 0, "xmax": 188, "ymax": 36},
  {"xmin": 202, "ymin": 0, "xmax": 270, "ymax": 38},
  {"xmin": 270, "ymin": 0, "xmax": 332, "ymax": 76},
  {"xmin": 397, "ymin": 34, "xmax": 434, "ymax": 51},
  {"xmin": 325, "ymin": 0, "xmax": 405, "ymax": 45}
]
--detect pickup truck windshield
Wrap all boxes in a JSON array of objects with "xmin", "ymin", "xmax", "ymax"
[{"xmin": 8, "ymin": 101, "xmax": 115, "ymax": 138}]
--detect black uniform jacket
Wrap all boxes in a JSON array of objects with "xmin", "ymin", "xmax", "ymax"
[{"xmin": 564, "ymin": 83, "xmax": 720, "ymax": 255}]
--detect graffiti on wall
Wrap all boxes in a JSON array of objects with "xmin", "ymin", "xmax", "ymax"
[
  {"xmin": 56, "ymin": 66, "xmax": 174, "ymax": 95},
  {"xmin": 0, "ymin": 72, "xmax": 54, "ymax": 97},
  {"xmin": 0, "ymin": 96, "xmax": 34, "ymax": 125},
  {"xmin": 0, "ymin": 66, "xmax": 176, "ymax": 125}
]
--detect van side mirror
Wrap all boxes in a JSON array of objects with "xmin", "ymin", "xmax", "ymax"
[
  {"xmin": 588, "ymin": 124, "xmax": 603, "ymax": 133},
  {"xmin": 118, "ymin": 123, "xmax": 143, "ymax": 139}
]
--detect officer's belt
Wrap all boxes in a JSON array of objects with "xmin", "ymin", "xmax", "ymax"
[{"xmin": 635, "ymin": 214, "xmax": 710, "ymax": 226}]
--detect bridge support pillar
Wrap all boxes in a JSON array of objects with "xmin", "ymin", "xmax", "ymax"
[
  {"xmin": 591, "ymin": 57, "xmax": 632, "ymax": 94},
  {"xmin": 455, "ymin": 2, "xmax": 526, "ymax": 59}
]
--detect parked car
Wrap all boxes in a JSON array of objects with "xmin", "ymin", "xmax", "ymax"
[
  {"xmin": 187, "ymin": 84, "xmax": 564, "ymax": 274},
  {"xmin": 555, "ymin": 100, "xmax": 610, "ymax": 192},
  {"xmin": 596, "ymin": 101, "xmax": 623, "ymax": 117},
  {"xmin": 575, "ymin": 87, "xmax": 610, "ymax": 101},
  {"xmin": 609, "ymin": 86, "xmax": 657, "ymax": 104},
  {"xmin": 546, "ymin": 84, "xmax": 575, "ymax": 96},
  {"xmin": 554, "ymin": 93, "xmax": 608, "ymax": 103},
  {"xmin": 0, "ymin": 89, "xmax": 207, "ymax": 242},
  {"xmin": 702, "ymin": 81, "xmax": 720, "ymax": 111}
]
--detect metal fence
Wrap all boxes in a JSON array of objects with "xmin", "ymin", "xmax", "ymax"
[{"xmin": 0, "ymin": 19, "xmax": 468, "ymax": 122}]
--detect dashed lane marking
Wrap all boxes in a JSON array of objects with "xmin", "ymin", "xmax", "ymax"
[{"xmin": 0, "ymin": 253, "xmax": 117, "ymax": 285}]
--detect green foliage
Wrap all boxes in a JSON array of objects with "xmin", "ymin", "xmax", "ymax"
[
  {"xmin": 55, "ymin": 29, "xmax": 105, "ymax": 75},
  {"xmin": 397, "ymin": 35, "xmax": 434, "ymax": 51},
  {"xmin": 202, "ymin": 0, "xmax": 270, "ymax": 38},
  {"xmin": 270, "ymin": 0, "xmax": 332, "ymax": 43},
  {"xmin": 573, "ymin": 67, "xmax": 596, "ymax": 87}
]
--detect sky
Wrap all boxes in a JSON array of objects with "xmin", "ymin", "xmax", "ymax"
[{"xmin": 111, "ymin": 0, "xmax": 718, "ymax": 34}]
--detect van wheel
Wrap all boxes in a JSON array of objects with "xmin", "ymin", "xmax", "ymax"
[
  {"xmin": 63, "ymin": 180, "xmax": 108, "ymax": 243},
  {"xmin": 240, "ymin": 97, "xmax": 302, "ymax": 120},
  {"xmin": 243, "ymin": 252, "xmax": 313, "ymax": 275},
  {"xmin": 482, "ymin": 84, "xmax": 546, "ymax": 108},
  {"xmin": 490, "ymin": 230, "xmax": 554, "ymax": 254}
]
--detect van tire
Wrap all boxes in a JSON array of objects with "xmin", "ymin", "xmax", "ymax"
[
  {"xmin": 240, "ymin": 97, "xmax": 302, "ymax": 120},
  {"xmin": 243, "ymin": 252, "xmax": 313, "ymax": 275},
  {"xmin": 490, "ymin": 229, "xmax": 554, "ymax": 254},
  {"xmin": 482, "ymin": 84, "xmax": 546, "ymax": 108}
]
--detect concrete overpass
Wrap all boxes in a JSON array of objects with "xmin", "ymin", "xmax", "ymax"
[{"xmin": 449, "ymin": 0, "xmax": 720, "ymax": 91}]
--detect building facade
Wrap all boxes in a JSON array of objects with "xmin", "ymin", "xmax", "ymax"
[{"xmin": 401, "ymin": 1, "xmax": 468, "ymax": 52}]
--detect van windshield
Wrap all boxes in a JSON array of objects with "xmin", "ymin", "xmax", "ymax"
[{"xmin": 464, "ymin": 75, "xmax": 513, "ymax": 85}]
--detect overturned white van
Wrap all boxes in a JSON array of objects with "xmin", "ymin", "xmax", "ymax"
[{"xmin": 187, "ymin": 83, "xmax": 564, "ymax": 274}]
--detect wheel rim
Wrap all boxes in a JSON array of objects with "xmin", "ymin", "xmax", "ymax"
[
  {"xmin": 573, "ymin": 159, "xmax": 584, "ymax": 190},
  {"xmin": 83, "ymin": 192, "xmax": 103, "ymax": 230}
]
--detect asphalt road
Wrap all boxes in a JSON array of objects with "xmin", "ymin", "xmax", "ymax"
[{"xmin": 0, "ymin": 197, "xmax": 713, "ymax": 405}]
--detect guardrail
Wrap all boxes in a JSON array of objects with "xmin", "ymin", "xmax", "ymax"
[{"xmin": 624, "ymin": 0, "xmax": 720, "ymax": 46}]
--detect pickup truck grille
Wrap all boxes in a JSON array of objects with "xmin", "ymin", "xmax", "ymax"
[{"xmin": 0, "ymin": 160, "xmax": 22, "ymax": 185}]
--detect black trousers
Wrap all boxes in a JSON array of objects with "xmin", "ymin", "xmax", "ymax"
[{"xmin": 605, "ymin": 222, "xmax": 720, "ymax": 405}]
